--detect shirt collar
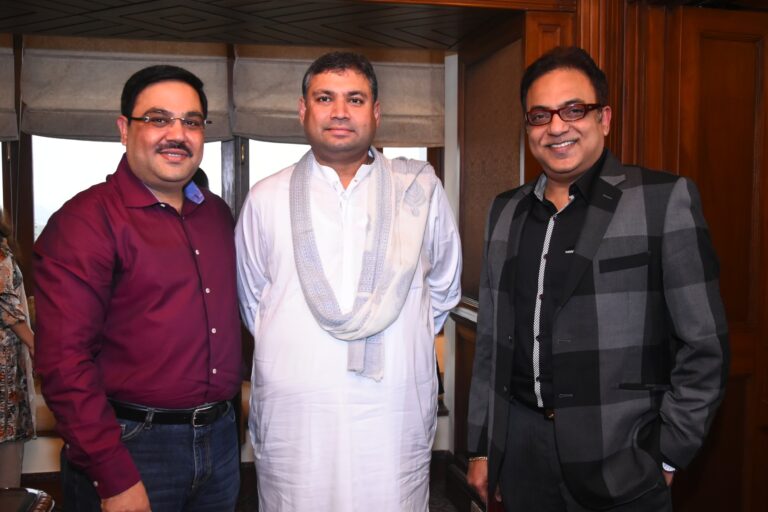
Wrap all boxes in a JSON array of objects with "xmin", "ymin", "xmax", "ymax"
[
  {"xmin": 111, "ymin": 154, "xmax": 205, "ymax": 208},
  {"xmin": 183, "ymin": 180, "xmax": 205, "ymax": 205},
  {"xmin": 532, "ymin": 148, "xmax": 608, "ymax": 203}
]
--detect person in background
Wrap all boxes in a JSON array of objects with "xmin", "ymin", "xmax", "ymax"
[
  {"xmin": 467, "ymin": 46, "xmax": 729, "ymax": 511},
  {"xmin": 192, "ymin": 167, "xmax": 209, "ymax": 189},
  {"xmin": 0, "ymin": 211, "xmax": 35, "ymax": 489},
  {"xmin": 34, "ymin": 65, "xmax": 241, "ymax": 512},
  {"xmin": 236, "ymin": 51, "xmax": 462, "ymax": 511}
]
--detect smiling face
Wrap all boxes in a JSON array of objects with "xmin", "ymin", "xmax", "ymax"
[
  {"xmin": 299, "ymin": 69, "xmax": 380, "ymax": 168},
  {"xmin": 116, "ymin": 80, "xmax": 204, "ymax": 202},
  {"xmin": 525, "ymin": 67, "xmax": 611, "ymax": 186}
]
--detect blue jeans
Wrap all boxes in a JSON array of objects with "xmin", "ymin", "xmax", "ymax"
[{"xmin": 62, "ymin": 403, "xmax": 240, "ymax": 512}]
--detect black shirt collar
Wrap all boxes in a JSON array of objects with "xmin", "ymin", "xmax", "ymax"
[{"xmin": 532, "ymin": 148, "xmax": 608, "ymax": 204}]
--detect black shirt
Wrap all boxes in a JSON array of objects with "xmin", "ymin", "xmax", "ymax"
[{"xmin": 511, "ymin": 150, "xmax": 607, "ymax": 409}]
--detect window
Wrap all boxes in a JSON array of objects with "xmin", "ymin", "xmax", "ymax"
[
  {"xmin": 248, "ymin": 140, "xmax": 310, "ymax": 188},
  {"xmin": 33, "ymin": 136, "xmax": 222, "ymax": 238},
  {"xmin": 382, "ymin": 147, "xmax": 428, "ymax": 161}
]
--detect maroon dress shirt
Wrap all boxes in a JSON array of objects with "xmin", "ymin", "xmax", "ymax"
[{"xmin": 33, "ymin": 155, "xmax": 242, "ymax": 499}]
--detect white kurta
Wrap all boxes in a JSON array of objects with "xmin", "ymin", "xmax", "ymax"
[{"xmin": 235, "ymin": 154, "xmax": 461, "ymax": 512}]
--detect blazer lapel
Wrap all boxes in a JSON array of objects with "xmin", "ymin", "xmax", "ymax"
[{"xmin": 557, "ymin": 156, "xmax": 625, "ymax": 307}]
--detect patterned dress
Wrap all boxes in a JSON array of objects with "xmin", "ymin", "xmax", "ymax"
[{"xmin": 0, "ymin": 239, "xmax": 33, "ymax": 444}]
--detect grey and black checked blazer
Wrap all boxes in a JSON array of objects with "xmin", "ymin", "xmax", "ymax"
[{"xmin": 467, "ymin": 151, "xmax": 729, "ymax": 510}]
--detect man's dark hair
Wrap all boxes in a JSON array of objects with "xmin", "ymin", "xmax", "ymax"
[
  {"xmin": 302, "ymin": 52, "xmax": 378, "ymax": 101},
  {"xmin": 520, "ymin": 46, "xmax": 609, "ymax": 110},
  {"xmin": 121, "ymin": 65, "xmax": 208, "ymax": 119}
]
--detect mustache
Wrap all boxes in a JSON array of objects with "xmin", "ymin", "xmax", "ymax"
[
  {"xmin": 156, "ymin": 142, "xmax": 193, "ymax": 157},
  {"xmin": 325, "ymin": 122, "xmax": 354, "ymax": 130}
]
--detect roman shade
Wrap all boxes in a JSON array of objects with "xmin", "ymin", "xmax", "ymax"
[
  {"xmin": 0, "ymin": 35, "xmax": 17, "ymax": 141},
  {"xmin": 233, "ymin": 46, "xmax": 444, "ymax": 147},
  {"xmin": 20, "ymin": 36, "xmax": 231, "ymax": 141}
]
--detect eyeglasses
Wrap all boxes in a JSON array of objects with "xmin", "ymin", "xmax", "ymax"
[
  {"xmin": 525, "ymin": 103, "xmax": 604, "ymax": 126},
  {"xmin": 128, "ymin": 114, "xmax": 211, "ymax": 131}
]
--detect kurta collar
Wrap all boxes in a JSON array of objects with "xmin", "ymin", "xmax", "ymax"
[{"xmin": 314, "ymin": 150, "xmax": 375, "ymax": 195}]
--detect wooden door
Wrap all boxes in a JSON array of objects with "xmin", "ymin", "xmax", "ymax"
[{"xmin": 662, "ymin": 7, "xmax": 768, "ymax": 512}]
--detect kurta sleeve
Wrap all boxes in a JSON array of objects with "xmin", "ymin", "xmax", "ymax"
[
  {"xmin": 235, "ymin": 188, "xmax": 270, "ymax": 335},
  {"xmin": 426, "ymin": 183, "xmax": 462, "ymax": 332},
  {"xmin": 659, "ymin": 177, "xmax": 729, "ymax": 469}
]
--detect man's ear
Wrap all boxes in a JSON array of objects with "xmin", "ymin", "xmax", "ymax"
[
  {"xmin": 599, "ymin": 105, "xmax": 612, "ymax": 137},
  {"xmin": 374, "ymin": 100, "xmax": 381, "ymax": 127},
  {"xmin": 298, "ymin": 97, "xmax": 307, "ymax": 125},
  {"xmin": 116, "ymin": 116, "xmax": 129, "ymax": 146}
]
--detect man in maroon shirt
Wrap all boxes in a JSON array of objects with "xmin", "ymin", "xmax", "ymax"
[{"xmin": 34, "ymin": 65, "xmax": 242, "ymax": 512}]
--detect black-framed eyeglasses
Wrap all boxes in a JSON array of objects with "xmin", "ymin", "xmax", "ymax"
[
  {"xmin": 525, "ymin": 103, "xmax": 604, "ymax": 126},
  {"xmin": 128, "ymin": 114, "xmax": 212, "ymax": 131}
]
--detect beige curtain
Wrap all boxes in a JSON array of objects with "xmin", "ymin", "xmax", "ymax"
[
  {"xmin": 0, "ymin": 35, "xmax": 17, "ymax": 141},
  {"xmin": 233, "ymin": 45, "xmax": 445, "ymax": 147},
  {"xmin": 20, "ymin": 36, "xmax": 231, "ymax": 142}
]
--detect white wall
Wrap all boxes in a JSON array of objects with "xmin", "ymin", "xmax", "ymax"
[{"xmin": 433, "ymin": 52, "xmax": 460, "ymax": 453}]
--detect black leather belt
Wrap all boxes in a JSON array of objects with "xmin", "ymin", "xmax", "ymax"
[{"xmin": 109, "ymin": 400, "xmax": 229, "ymax": 427}]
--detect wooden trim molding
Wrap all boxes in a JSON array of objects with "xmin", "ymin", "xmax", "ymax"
[{"xmin": 358, "ymin": 0, "xmax": 576, "ymax": 11}]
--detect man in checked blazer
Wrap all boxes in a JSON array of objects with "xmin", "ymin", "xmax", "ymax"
[{"xmin": 466, "ymin": 46, "xmax": 729, "ymax": 511}]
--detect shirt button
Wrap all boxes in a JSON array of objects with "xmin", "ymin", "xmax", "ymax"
[
  {"xmin": 195, "ymin": 249, "xmax": 200, "ymax": 255},
  {"xmin": 212, "ymin": 368, "xmax": 217, "ymax": 374},
  {"xmin": 160, "ymin": 204, "xmax": 166, "ymax": 208},
  {"xmin": 93, "ymin": 481, "xmax": 99, "ymax": 487},
  {"xmin": 211, "ymin": 328, "xmax": 217, "ymax": 334},
  {"xmin": 205, "ymin": 288, "xmax": 211, "ymax": 294}
]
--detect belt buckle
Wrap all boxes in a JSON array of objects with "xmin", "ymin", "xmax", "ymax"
[{"xmin": 191, "ymin": 404, "xmax": 214, "ymax": 427}]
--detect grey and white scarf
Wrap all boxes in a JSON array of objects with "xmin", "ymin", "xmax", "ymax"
[{"xmin": 290, "ymin": 147, "xmax": 437, "ymax": 381}]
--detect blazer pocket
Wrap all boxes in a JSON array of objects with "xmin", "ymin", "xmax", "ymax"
[
  {"xmin": 634, "ymin": 411, "xmax": 663, "ymax": 466},
  {"xmin": 599, "ymin": 251, "xmax": 650, "ymax": 273}
]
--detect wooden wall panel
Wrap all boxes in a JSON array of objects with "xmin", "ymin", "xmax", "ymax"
[
  {"xmin": 576, "ymin": 0, "xmax": 625, "ymax": 158},
  {"xmin": 672, "ymin": 375, "xmax": 750, "ymax": 511},
  {"xmin": 620, "ymin": 2, "xmax": 668, "ymax": 168},
  {"xmin": 459, "ymin": 38, "xmax": 524, "ymax": 300},
  {"xmin": 452, "ymin": 313, "xmax": 478, "ymax": 458}
]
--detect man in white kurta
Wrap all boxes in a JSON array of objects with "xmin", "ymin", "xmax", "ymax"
[{"xmin": 235, "ymin": 52, "xmax": 461, "ymax": 511}]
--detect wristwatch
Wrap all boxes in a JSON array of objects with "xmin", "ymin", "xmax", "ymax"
[{"xmin": 662, "ymin": 462, "xmax": 676, "ymax": 472}]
